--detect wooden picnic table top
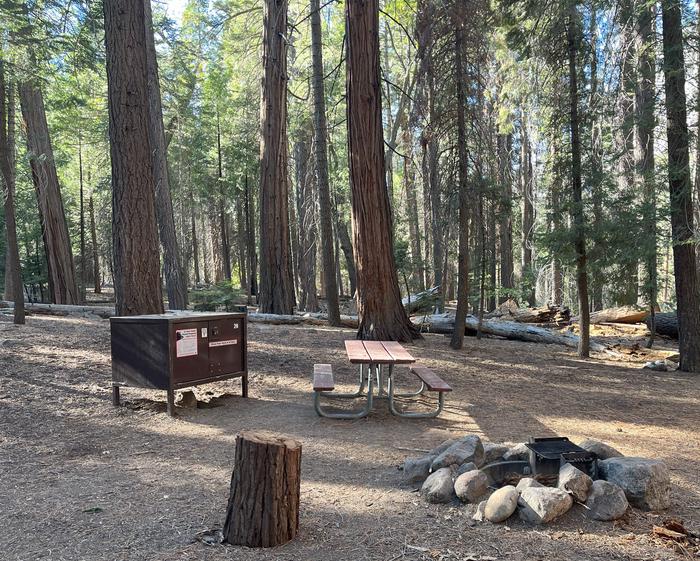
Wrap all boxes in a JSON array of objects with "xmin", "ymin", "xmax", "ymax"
[{"xmin": 344, "ymin": 340, "xmax": 416, "ymax": 365}]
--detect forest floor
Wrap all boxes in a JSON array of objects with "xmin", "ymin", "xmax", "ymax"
[{"xmin": 1, "ymin": 312, "xmax": 699, "ymax": 561}]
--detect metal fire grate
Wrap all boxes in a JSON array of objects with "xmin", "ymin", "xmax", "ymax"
[{"xmin": 525, "ymin": 437, "xmax": 597, "ymax": 479}]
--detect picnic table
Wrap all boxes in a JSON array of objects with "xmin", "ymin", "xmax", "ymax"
[{"xmin": 312, "ymin": 340, "xmax": 451, "ymax": 419}]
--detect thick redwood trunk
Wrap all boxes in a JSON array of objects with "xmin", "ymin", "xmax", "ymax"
[
  {"xmin": 223, "ymin": 431, "xmax": 301, "ymax": 548},
  {"xmin": 258, "ymin": 0, "xmax": 295, "ymax": 314},
  {"xmin": 19, "ymin": 77, "xmax": 80, "ymax": 305},
  {"xmin": 0, "ymin": 59, "xmax": 24, "ymax": 324},
  {"xmin": 661, "ymin": 0, "xmax": 700, "ymax": 371},
  {"xmin": 104, "ymin": 0, "xmax": 164, "ymax": 316},
  {"xmin": 345, "ymin": 0, "xmax": 418, "ymax": 341}
]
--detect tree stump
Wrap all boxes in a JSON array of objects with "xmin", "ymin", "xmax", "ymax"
[{"xmin": 223, "ymin": 431, "xmax": 302, "ymax": 547}]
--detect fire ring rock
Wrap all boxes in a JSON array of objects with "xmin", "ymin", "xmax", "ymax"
[
  {"xmin": 558, "ymin": 463, "xmax": 593, "ymax": 502},
  {"xmin": 598, "ymin": 457, "xmax": 671, "ymax": 511},
  {"xmin": 518, "ymin": 487, "xmax": 573, "ymax": 524},
  {"xmin": 484, "ymin": 485, "xmax": 519, "ymax": 523},
  {"xmin": 431, "ymin": 435, "xmax": 484, "ymax": 471},
  {"xmin": 421, "ymin": 467, "xmax": 455, "ymax": 504},
  {"xmin": 585, "ymin": 480, "xmax": 629, "ymax": 521},
  {"xmin": 403, "ymin": 455, "xmax": 435, "ymax": 485},
  {"xmin": 454, "ymin": 469, "xmax": 489, "ymax": 503},
  {"xmin": 577, "ymin": 438, "xmax": 623, "ymax": 460}
]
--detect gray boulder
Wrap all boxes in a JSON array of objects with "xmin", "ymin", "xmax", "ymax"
[
  {"xmin": 502, "ymin": 442, "xmax": 529, "ymax": 462},
  {"xmin": 454, "ymin": 470, "xmax": 489, "ymax": 503},
  {"xmin": 484, "ymin": 485, "xmax": 519, "ymax": 523},
  {"xmin": 585, "ymin": 480, "xmax": 629, "ymax": 521},
  {"xmin": 518, "ymin": 487, "xmax": 573, "ymax": 524},
  {"xmin": 578, "ymin": 438, "xmax": 623, "ymax": 460},
  {"xmin": 516, "ymin": 477, "xmax": 543, "ymax": 492},
  {"xmin": 482, "ymin": 442, "xmax": 509, "ymax": 464},
  {"xmin": 404, "ymin": 455, "xmax": 435, "ymax": 485},
  {"xmin": 558, "ymin": 463, "xmax": 593, "ymax": 502},
  {"xmin": 598, "ymin": 457, "xmax": 670, "ymax": 511},
  {"xmin": 431, "ymin": 435, "xmax": 484, "ymax": 471},
  {"xmin": 421, "ymin": 467, "xmax": 455, "ymax": 504},
  {"xmin": 455, "ymin": 462, "xmax": 477, "ymax": 477},
  {"xmin": 429, "ymin": 438, "xmax": 458, "ymax": 456}
]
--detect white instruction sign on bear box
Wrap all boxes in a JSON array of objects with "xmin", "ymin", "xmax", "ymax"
[
  {"xmin": 209, "ymin": 339, "xmax": 237, "ymax": 348},
  {"xmin": 175, "ymin": 328, "xmax": 198, "ymax": 357}
]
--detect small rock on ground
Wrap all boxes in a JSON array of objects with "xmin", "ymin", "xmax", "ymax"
[
  {"xmin": 421, "ymin": 468, "xmax": 455, "ymax": 504},
  {"xmin": 176, "ymin": 390, "xmax": 198, "ymax": 408},
  {"xmin": 484, "ymin": 485, "xmax": 519, "ymax": 523},
  {"xmin": 578, "ymin": 438, "xmax": 623, "ymax": 460},
  {"xmin": 598, "ymin": 457, "xmax": 671, "ymax": 511},
  {"xmin": 454, "ymin": 470, "xmax": 489, "ymax": 503},
  {"xmin": 518, "ymin": 487, "xmax": 573, "ymax": 524},
  {"xmin": 585, "ymin": 480, "xmax": 629, "ymax": 521},
  {"xmin": 558, "ymin": 463, "xmax": 593, "ymax": 502}
]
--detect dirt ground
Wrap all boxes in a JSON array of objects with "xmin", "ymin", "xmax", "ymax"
[{"xmin": 1, "ymin": 313, "xmax": 699, "ymax": 561}]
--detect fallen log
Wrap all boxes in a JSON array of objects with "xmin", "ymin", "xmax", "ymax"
[
  {"xmin": 645, "ymin": 312, "xmax": 677, "ymax": 338},
  {"xmin": 413, "ymin": 313, "xmax": 609, "ymax": 353},
  {"xmin": 402, "ymin": 286, "xmax": 440, "ymax": 314},
  {"xmin": 0, "ymin": 301, "xmax": 114, "ymax": 318},
  {"xmin": 589, "ymin": 305, "xmax": 651, "ymax": 325},
  {"xmin": 487, "ymin": 299, "xmax": 571, "ymax": 325}
]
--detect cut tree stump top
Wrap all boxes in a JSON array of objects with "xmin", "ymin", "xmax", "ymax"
[
  {"xmin": 344, "ymin": 340, "xmax": 416, "ymax": 364},
  {"xmin": 237, "ymin": 430, "xmax": 302, "ymax": 451}
]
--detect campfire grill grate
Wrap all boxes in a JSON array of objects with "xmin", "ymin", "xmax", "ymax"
[{"xmin": 525, "ymin": 437, "xmax": 597, "ymax": 479}]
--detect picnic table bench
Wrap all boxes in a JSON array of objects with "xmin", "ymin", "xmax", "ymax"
[{"xmin": 312, "ymin": 340, "xmax": 451, "ymax": 419}]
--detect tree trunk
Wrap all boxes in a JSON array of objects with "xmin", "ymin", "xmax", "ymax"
[
  {"xmin": 0, "ymin": 58, "xmax": 24, "ymax": 324},
  {"xmin": 636, "ymin": 1, "xmax": 656, "ymax": 346},
  {"xmin": 498, "ymin": 133, "xmax": 514, "ymax": 303},
  {"xmin": 216, "ymin": 109, "xmax": 232, "ymax": 282},
  {"xmin": 645, "ymin": 311, "xmax": 678, "ymax": 338},
  {"xmin": 520, "ymin": 114, "xmax": 535, "ymax": 306},
  {"xmin": 294, "ymin": 135, "xmax": 319, "ymax": 312},
  {"xmin": 143, "ymin": 0, "xmax": 187, "ymax": 310},
  {"xmin": 223, "ymin": 431, "xmax": 301, "ymax": 548},
  {"xmin": 568, "ymin": 5, "xmax": 590, "ymax": 357},
  {"xmin": 244, "ymin": 173, "xmax": 257, "ymax": 301},
  {"xmin": 661, "ymin": 0, "xmax": 700, "ymax": 372},
  {"xmin": 18, "ymin": 72, "xmax": 80, "ymax": 305},
  {"xmin": 258, "ymin": 0, "xmax": 295, "ymax": 315},
  {"xmin": 236, "ymin": 193, "xmax": 247, "ymax": 291},
  {"xmin": 88, "ymin": 194, "xmax": 101, "ymax": 293},
  {"xmin": 345, "ymin": 0, "xmax": 418, "ymax": 341},
  {"xmin": 309, "ymin": 0, "xmax": 341, "ymax": 324},
  {"xmin": 450, "ymin": 22, "xmax": 470, "ymax": 350},
  {"xmin": 104, "ymin": 0, "xmax": 164, "ymax": 316},
  {"xmin": 403, "ymin": 125, "xmax": 424, "ymax": 291}
]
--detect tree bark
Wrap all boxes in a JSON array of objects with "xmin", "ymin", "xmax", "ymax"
[
  {"xmin": 498, "ymin": 133, "xmax": 514, "ymax": 303},
  {"xmin": 258, "ymin": 0, "xmax": 295, "ymax": 314},
  {"xmin": 568, "ymin": 5, "xmax": 590, "ymax": 357},
  {"xmin": 450, "ymin": 22, "xmax": 470, "ymax": 350},
  {"xmin": 18, "ymin": 69, "xmax": 80, "ymax": 305},
  {"xmin": 345, "ymin": 0, "xmax": 418, "ymax": 341},
  {"xmin": 143, "ymin": 0, "xmax": 187, "ymax": 309},
  {"xmin": 661, "ymin": 0, "xmax": 700, "ymax": 372},
  {"xmin": 309, "ymin": 0, "xmax": 341, "ymax": 324},
  {"xmin": 294, "ymin": 134, "xmax": 319, "ymax": 312},
  {"xmin": 0, "ymin": 58, "xmax": 24, "ymax": 324},
  {"xmin": 104, "ymin": 0, "xmax": 164, "ymax": 316},
  {"xmin": 223, "ymin": 431, "xmax": 301, "ymax": 548},
  {"xmin": 636, "ymin": 1, "xmax": 656, "ymax": 346},
  {"xmin": 88, "ymin": 194, "xmax": 101, "ymax": 293},
  {"xmin": 520, "ymin": 114, "xmax": 535, "ymax": 306}
]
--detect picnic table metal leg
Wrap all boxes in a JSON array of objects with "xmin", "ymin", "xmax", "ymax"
[
  {"xmin": 314, "ymin": 371, "xmax": 374, "ymax": 419},
  {"xmin": 387, "ymin": 375, "xmax": 445, "ymax": 418},
  {"xmin": 322, "ymin": 363, "xmax": 367, "ymax": 398}
]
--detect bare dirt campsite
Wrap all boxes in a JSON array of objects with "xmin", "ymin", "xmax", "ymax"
[{"xmin": 2, "ymin": 312, "xmax": 698, "ymax": 561}]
